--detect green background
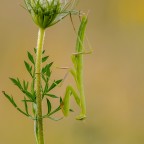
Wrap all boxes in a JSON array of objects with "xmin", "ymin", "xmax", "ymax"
[{"xmin": 0, "ymin": 0, "xmax": 144, "ymax": 144}]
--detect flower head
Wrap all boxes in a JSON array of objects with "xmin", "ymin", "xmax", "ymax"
[{"xmin": 24, "ymin": 0, "xmax": 78, "ymax": 29}]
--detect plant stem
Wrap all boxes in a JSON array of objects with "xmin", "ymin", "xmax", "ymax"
[{"xmin": 35, "ymin": 28, "xmax": 45, "ymax": 144}]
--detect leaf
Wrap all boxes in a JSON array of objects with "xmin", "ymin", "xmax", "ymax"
[
  {"xmin": 3, "ymin": 91, "xmax": 30, "ymax": 117},
  {"xmin": 42, "ymin": 50, "xmax": 45, "ymax": 54},
  {"xmin": 46, "ymin": 65, "xmax": 52, "ymax": 77},
  {"xmin": 34, "ymin": 48, "xmax": 37, "ymax": 53},
  {"xmin": 60, "ymin": 97, "xmax": 63, "ymax": 103},
  {"xmin": 44, "ymin": 94, "xmax": 59, "ymax": 98},
  {"xmin": 9, "ymin": 77, "xmax": 35, "ymax": 102},
  {"xmin": 16, "ymin": 107, "xmax": 29, "ymax": 117},
  {"xmin": 42, "ymin": 56, "xmax": 49, "ymax": 63},
  {"xmin": 24, "ymin": 61, "xmax": 32, "ymax": 76},
  {"xmin": 42, "ymin": 62, "xmax": 53, "ymax": 76},
  {"xmin": 2, "ymin": 91, "xmax": 17, "ymax": 107},
  {"xmin": 49, "ymin": 106, "xmax": 61, "ymax": 116},
  {"xmin": 27, "ymin": 51, "xmax": 35, "ymax": 64},
  {"xmin": 24, "ymin": 97, "xmax": 29, "ymax": 114},
  {"xmin": 44, "ymin": 83, "xmax": 49, "ymax": 94},
  {"xmin": 22, "ymin": 99, "xmax": 33, "ymax": 102},
  {"xmin": 42, "ymin": 74, "xmax": 47, "ymax": 82},
  {"xmin": 34, "ymin": 48, "xmax": 45, "ymax": 54},
  {"xmin": 48, "ymin": 79, "xmax": 62, "ymax": 92},
  {"xmin": 2, "ymin": 91, "xmax": 29, "ymax": 117},
  {"xmin": 9, "ymin": 78, "xmax": 22, "ymax": 90},
  {"xmin": 46, "ymin": 98, "xmax": 51, "ymax": 114},
  {"xmin": 23, "ymin": 90, "xmax": 35, "ymax": 102},
  {"xmin": 23, "ymin": 80, "xmax": 29, "ymax": 90}
]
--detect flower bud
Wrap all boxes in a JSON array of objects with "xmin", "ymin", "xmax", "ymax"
[{"xmin": 24, "ymin": 0, "xmax": 77, "ymax": 29}]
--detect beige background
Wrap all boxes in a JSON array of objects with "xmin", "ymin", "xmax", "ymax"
[{"xmin": 0, "ymin": 0, "xmax": 144, "ymax": 144}]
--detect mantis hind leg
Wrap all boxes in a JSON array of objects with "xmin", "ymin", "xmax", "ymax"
[{"xmin": 61, "ymin": 85, "xmax": 86, "ymax": 120}]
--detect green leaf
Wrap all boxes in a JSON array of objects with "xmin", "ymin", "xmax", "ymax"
[
  {"xmin": 42, "ymin": 74, "xmax": 47, "ymax": 83},
  {"xmin": 17, "ymin": 107, "xmax": 29, "ymax": 117},
  {"xmin": 23, "ymin": 90, "xmax": 35, "ymax": 102},
  {"xmin": 60, "ymin": 97, "xmax": 63, "ymax": 103},
  {"xmin": 42, "ymin": 50, "xmax": 45, "ymax": 54},
  {"xmin": 49, "ymin": 106, "xmax": 61, "ymax": 116},
  {"xmin": 23, "ymin": 80, "xmax": 29, "ymax": 90},
  {"xmin": 44, "ymin": 83, "xmax": 49, "ymax": 94},
  {"xmin": 46, "ymin": 98, "xmax": 51, "ymax": 114},
  {"xmin": 46, "ymin": 64, "xmax": 52, "ymax": 77},
  {"xmin": 44, "ymin": 94, "xmax": 59, "ymax": 98},
  {"xmin": 2, "ymin": 91, "xmax": 17, "ymax": 107},
  {"xmin": 34, "ymin": 48, "xmax": 37, "ymax": 53},
  {"xmin": 27, "ymin": 51, "xmax": 35, "ymax": 64},
  {"xmin": 42, "ymin": 56, "xmax": 49, "ymax": 63},
  {"xmin": 9, "ymin": 78, "xmax": 22, "ymax": 90},
  {"xmin": 42, "ymin": 62, "xmax": 53, "ymax": 76},
  {"xmin": 48, "ymin": 79, "xmax": 62, "ymax": 92},
  {"xmin": 24, "ymin": 61, "xmax": 32, "ymax": 76},
  {"xmin": 34, "ymin": 48, "xmax": 45, "ymax": 54},
  {"xmin": 24, "ymin": 97, "xmax": 29, "ymax": 114},
  {"xmin": 22, "ymin": 99, "xmax": 33, "ymax": 102},
  {"xmin": 2, "ymin": 91, "xmax": 29, "ymax": 117}
]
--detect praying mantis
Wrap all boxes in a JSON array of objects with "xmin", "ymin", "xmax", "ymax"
[{"xmin": 61, "ymin": 15, "xmax": 91, "ymax": 120}]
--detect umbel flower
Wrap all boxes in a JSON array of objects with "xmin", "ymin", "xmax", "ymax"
[{"xmin": 24, "ymin": 0, "xmax": 78, "ymax": 29}]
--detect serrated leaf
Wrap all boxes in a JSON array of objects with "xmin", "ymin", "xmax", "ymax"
[
  {"xmin": 24, "ymin": 61, "xmax": 32, "ymax": 76},
  {"xmin": 48, "ymin": 79, "xmax": 62, "ymax": 92},
  {"xmin": 42, "ymin": 56, "xmax": 49, "ymax": 63},
  {"xmin": 27, "ymin": 51, "xmax": 35, "ymax": 64},
  {"xmin": 44, "ymin": 94, "xmax": 59, "ymax": 98},
  {"xmin": 46, "ymin": 98, "xmax": 51, "ymax": 114}
]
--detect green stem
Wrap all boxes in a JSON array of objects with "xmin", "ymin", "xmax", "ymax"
[{"xmin": 35, "ymin": 28, "xmax": 45, "ymax": 144}]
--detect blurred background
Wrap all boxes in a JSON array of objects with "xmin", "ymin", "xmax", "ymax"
[{"xmin": 0, "ymin": 0, "xmax": 144, "ymax": 144}]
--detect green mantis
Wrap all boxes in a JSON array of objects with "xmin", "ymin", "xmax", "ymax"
[{"xmin": 61, "ymin": 15, "xmax": 89, "ymax": 120}]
